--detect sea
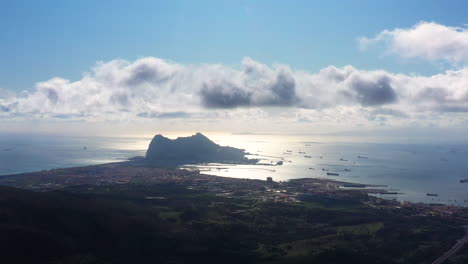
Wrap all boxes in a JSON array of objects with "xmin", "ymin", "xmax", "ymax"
[{"xmin": 1, "ymin": 132, "xmax": 468, "ymax": 206}]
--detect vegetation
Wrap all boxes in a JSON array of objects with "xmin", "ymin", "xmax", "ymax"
[{"xmin": 0, "ymin": 182, "xmax": 464, "ymax": 264}]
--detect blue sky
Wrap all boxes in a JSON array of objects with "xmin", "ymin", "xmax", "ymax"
[
  {"xmin": 2, "ymin": 0, "xmax": 468, "ymax": 136},
  {"xmin": 2, "ymin": 0, "xmax": 468, "ymax": 91}
]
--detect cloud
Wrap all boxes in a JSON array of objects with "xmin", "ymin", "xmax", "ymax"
[
  {"xmin": 360, "ymin": 22, "xmax": 468, "ymax": 64},
  {"xmin": 346, "ymin": 75, "xmax": 398, "ymax": 106},
  {"xmin": 0, "ymin": 88, "xmax": 15, "ymax": 99},
  {"xmin": 199, "ymin": 58, "xmax": 298, "ymax": 108},
  {"xmin": 52, "ymin": 113, "xmax": 85, "ymax": 119},
  {"xmin": 200, "ymin": 82, "xmax": 252, "ymax": 108},
  {"xmin": 1, "ymin": 57, "xmax": 468, "ymax": 126},
  {"xmin": 267, "ymin": 71, "xmax": 298, "ymax": 106},
  {"xmin": 137, "ymin": 111, "xmax": 191, "ymax": 119},
  {"xmin": 370, "ymin": 108, "xmax": 409, "ymax": 118},
  {"xmin": 435, "ymin": 106, "xmax": 468, "ymax": 113},
  {"xmin": 0, "ymin": 105, "xmax": 10, "ymax": 112},
  {"xmin": 121, "ymin": 57, "xmax": 179, "ymax": 86},
  {"xmin": 0, "ymin": 89, "xmax": 19, "ymax": 114}
]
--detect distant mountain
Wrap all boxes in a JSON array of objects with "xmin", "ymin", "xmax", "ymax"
[{"xmin": 145, "ymin": 133, "xmax": 257, "ymax": 167}]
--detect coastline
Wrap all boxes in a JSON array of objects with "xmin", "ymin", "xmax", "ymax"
[
  {"xmin": 1, "ymin": 161, "xmax": 468, "ymax": 263},
  {"xmin": 0, "ymin": 160, "xmax": 466, "ymax": 214}
]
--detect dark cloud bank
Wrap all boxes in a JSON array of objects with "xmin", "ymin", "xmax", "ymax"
[{"xmin": 1, "ymin": 57, "xmax": 467, "ymax": 121}]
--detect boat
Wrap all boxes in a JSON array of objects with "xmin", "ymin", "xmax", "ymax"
[
  {"xmin": 460, "ymin": 179, "xmax": 468, "ymax": 183},
  {"xmin": 304, "ymin": 155, "xmax": 311, "ymax": 158},
  {"xmin": 298, "ymin": 151, "xmax": 306, "ymax": 154},
  {"xmin": 339, "ymin": 158, "xmax": 348, "ymax": 161},
  {"xmin": 327, "ymin": 172, "xmax": 339, "ymax": 176},
  {"xmin": 322, "ymin": 168, "xmax": 329, "ymax": 171},
  {"xmin": 309, "ymin": 167, "xmax": 314, "ymax": 170},
  {"xmin": 344, "ymin": 168, "xmax": 351, "ymax": 171},
  {"xmin": 426, "ymin": 193, "xmax": 438, "ymax": 197},
  {"xmin": 358, "ymin": 156, "xmax": 368, "ymax": 159},
  {"xmin": 286, "ymin": 150, "xmax": 292, "ymax": 152}
]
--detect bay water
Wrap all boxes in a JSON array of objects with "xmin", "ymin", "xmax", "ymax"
[{"xmin": 1, "ymin": 132, "xmax": 467, "ymax": 205}]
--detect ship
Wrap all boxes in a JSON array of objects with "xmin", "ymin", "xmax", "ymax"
[
  {"xmin": 327, "ymin": 172, "xmax": 339, "ymax": 176},
  {"xmin": 344, "ymin": 168, "xmax": 351, "ymax": 171},
  {"xmin": 322, "ymin": 168, "xmax": 329, "ymax": 171},
  {"xmin": 304, "ymin": 155, "xmax": 312, "ymax": 158},
  {"xmin": 358, "ymin": 156, "xmax": 368, "ymax": 159},
  {"xmin": 426, "ymin": 193, "xmax": 438, "ymax": 197},
  {"xmin": 298, "ymin": 151, "xmax": 306, "ymax": 154},
  {"xmin": 339, "ymin": 158, "xmax": 348, "ymax": 161},
  {"xmin": 460, "ymin": 179, "xmax": 468, "ymax": 183}
]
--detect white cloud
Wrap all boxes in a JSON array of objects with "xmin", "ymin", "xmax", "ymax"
[
  {"xmin": 1, "ymin": 57, "xmax": 468, "ymax": 129},
  {"xmin": 360, "ymin": 21, "xmax": 468, "ymax": 64}
]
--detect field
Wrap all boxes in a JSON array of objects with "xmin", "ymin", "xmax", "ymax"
[{"xmin": 1, "ymin": 180, "xmax": 467, "ymax": 264}]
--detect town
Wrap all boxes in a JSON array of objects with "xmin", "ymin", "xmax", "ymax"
[{"xmin": 1, "ymin": 161, "xmax": 467, "ymax": 221}]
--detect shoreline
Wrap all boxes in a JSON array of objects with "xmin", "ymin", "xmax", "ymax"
[
  {"xmin": 1, "ymin": 163, "xmax": 467, "ymax": 264},
  {"xmin": 0, "ymin": 161, "xmax": 466, "ymax": 212},
  {"xmin": 0, "ymin": 160, "xmax": 391, "ymax": 193}
]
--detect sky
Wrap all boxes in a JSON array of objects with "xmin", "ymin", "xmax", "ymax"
[{"xmin": 1, "ymin": 0, "xmax": 468, "ymax": 139}]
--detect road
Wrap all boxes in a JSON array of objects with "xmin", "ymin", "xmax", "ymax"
[{"xmin": 432, "ymin": 226, "xmax": 468, "ymax": 264}]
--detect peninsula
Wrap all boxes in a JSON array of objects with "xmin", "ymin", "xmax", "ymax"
[
  {"xmin": 145, "ymin": 133, "xmax": 258, "ymax": 167},
  {"xmin": 1, "ymin": 136, "xmax": 468, "ymax": 263}
]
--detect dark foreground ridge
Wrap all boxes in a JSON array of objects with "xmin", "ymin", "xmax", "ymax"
[
  {"xmin": 2, "ymin": 163, "xmax": 468, "ymax": 263},
  {"xmin": 145, "ymin": 133, "xmax": 258, "ymax": 167}
]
